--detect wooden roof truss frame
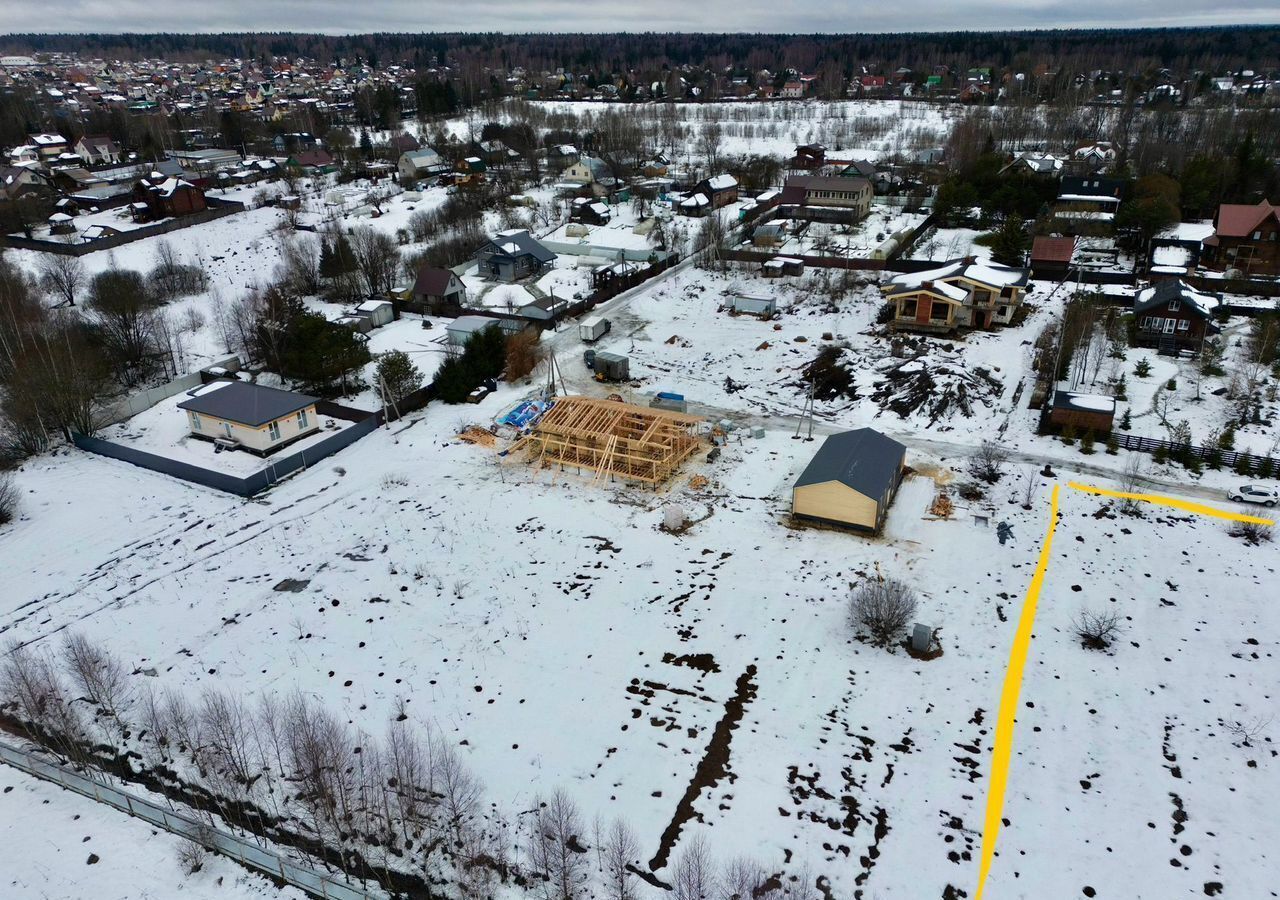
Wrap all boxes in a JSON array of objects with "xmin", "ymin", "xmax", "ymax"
[{"xmin": 510, "ymin": 396, "xmax": 703, "ymax": 486}]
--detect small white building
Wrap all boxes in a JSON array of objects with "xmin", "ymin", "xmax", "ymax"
[
  {"xmin": 355, "ymin": 299, "xmax": 394, "ymax": 328},
  {"xmin": 447, "ymin": 315, "xmax": 501, "ymax": 347}
]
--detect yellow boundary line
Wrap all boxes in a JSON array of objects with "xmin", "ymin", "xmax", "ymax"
[
  {"xmin": 973, "ymin": 484, "xmax": 1060, "ymax": 900},
  {"xmin": 1066, "ymin": 481, "xmax": 1276, "ymax": 526},
  {"xmin": 973, "ymin": 481, "xmax": 1272, "ymax": 900}
]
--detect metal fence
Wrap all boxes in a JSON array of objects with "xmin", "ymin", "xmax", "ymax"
[
  {"xmin": 72, "ymin": 413, "xmax": 381, "ymax": 497},
  {"xmin": 97, "ymin": 355, "xmax": 242, "ymax": 428},
  {"xmin": 0, "ymin": 739, "xmax": 384, "ymax": 900}
]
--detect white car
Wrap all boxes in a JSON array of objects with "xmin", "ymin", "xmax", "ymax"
[{"xmin": 1227, "ymin": 484, "xmax": 1279, "ymax": 507}]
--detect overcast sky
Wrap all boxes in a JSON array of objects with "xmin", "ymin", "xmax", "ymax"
[{"xmin": 3, "ymin": 0, "xmax": 1278, "ymax": 35}]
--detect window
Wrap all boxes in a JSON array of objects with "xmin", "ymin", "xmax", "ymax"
[
  {"xmin": 268, "ymin": 420, "xmax": 282, "ymax": 441},
  {"xmin": 998, "ymin": 305, "xmax": 1009, "ymax": 317},
  {"xmin": 901, "ymin": 299, "xmax": 917, "ymax": 318},
  {"xmin": 1253, "ymin": 231, "xmax": 1261, "ymax": 240},
  {"xmin": 1168, "ymin": 299, "xmax": 1180, "ymax": 311},
  {"xmin": 1177, "ymin": 319, "xmax": 1190, "ymax": 332},
  {"xmin": 189, "ymin": 411, "xmax": 201, "ymax": 431},
  {"xmin": 1163, "ymin": 319, "xmax": 1176, "ymax": 334},
  {"xmin": 297, "ymin": 409, "xmax": 309, "ymax": 429}
]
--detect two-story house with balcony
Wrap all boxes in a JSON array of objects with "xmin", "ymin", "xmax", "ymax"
[{"xmin": 882, "ymin": 257, "xmax": 1031, "ymax": 334}]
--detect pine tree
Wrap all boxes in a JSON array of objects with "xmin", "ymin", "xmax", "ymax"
[
  {"xmin": 1120, "ymin": 409, "xmax": 1132, "ymax": 431},
  {"xmin": 1079, "ymin": 431, "xmax": 1095, "ymax": 454},
  {"xmin": 1235, "ymin": 454, "xmax": 1254, "ymax": 477}
]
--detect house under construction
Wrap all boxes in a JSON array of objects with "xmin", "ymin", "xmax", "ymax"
[{"xmin": 509, "ymin": 396, "xmax": 703, "ymax": 486}]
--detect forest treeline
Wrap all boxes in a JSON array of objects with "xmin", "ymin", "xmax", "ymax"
[{"xmin": 4, "ymin": 27, "xmax": 1280, "ymax": 78}]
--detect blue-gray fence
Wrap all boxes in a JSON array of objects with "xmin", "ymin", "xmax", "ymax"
[
  {"xmin": 0, "ymin": 739, "xmax": 384, "ymax": 900},
  {"xmin": 72, "ymin": 413, "xmax": 380, "ymax": 497}
]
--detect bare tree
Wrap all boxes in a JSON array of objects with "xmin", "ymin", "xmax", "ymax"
[
  {"xmin": 1020, "ymin": 465, "xmax": 1040, "ymax": 510},
  {"xmin": 0, "ymin": 472, "xmax": 17, "ymax": 525},
  {"xmin": 967, "ymin": 441, "xmax": 1010, "ymax": 484},
  {"xmin": 671, "ymin": 835, "xmax": 718, "ymax": 900},
  {"xmin": 601, "ymin": 819, "xmax": 639, "ymax": 900},
  {"xmin": 349, "ymin": 227, "xmax": 402, "ymax": 296},
  {"xmin": 530, "ymin": 788, "xmax": 588, "ymax": 900},
  {"xmin": 720, "ymin": 856, "xmax": 767, "ymax": 900},
  {"xmin": 1073, "ymin": 607, "xmax": 1122, "ymax": 650},
  {"xmin": 1116, "ymin": 455, "xmax": 1145, "ymax": 516},
  {"xmin": 37, "ymin": 253, "xmax": 85, "ymax": 307},
  {"xmin": 850, "ymin": 577, "xmax": 918, "ymax": 647},
  {"xmin": 61, "ymin": 633, "xmax": 131, "ymax": 734}
]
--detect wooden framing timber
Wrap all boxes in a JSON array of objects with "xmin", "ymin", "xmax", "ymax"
[{"xmin": 509, "ymin": 396, "xmax": 703, "ymax": 486}]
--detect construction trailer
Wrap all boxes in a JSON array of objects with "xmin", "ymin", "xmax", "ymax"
[
  {"xmin": 592, "ymin": 351, "xmax": 630, "ymax": 381},
  {"xmin": 509, "ymin": 395, "xmax": 702, "ymax": 486}
]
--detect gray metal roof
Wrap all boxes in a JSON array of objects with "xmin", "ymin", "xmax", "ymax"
[
  {"xmin": 177, "ymin": 381, "xmax": 316, "ymax": 428},
  {"xmin": 794, "ymin": 428, "xmax": 906, "ymax": 499}
]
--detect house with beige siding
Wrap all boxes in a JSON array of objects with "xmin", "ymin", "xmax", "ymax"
[
  {"xmin": 178, "ymin": 381, "xmax": 319, "ymax": 455},
  {"xmin": 792, "ymin": 429, "xmax": 906, "ymax": 534}
]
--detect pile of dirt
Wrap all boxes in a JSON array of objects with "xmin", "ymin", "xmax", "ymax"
[{"xmin": 870, "ymin": 349, "xmax": 1002, "ymax": 425}]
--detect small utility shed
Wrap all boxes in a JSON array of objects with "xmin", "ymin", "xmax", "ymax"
[
  {"xmin": 792, "ymin": 428, "xmax": 906, "ymax": 534},
  {"xmin": 447, "ymin": 315, "xmax": 501, "ymax": 347},
  {"xmin": 730, "ymin": 294, "xmax": 777, "ymax": 317},
  {"xmin": 1048, "ymin": 390, "xmax": 1115, "ymax": 434},
  {"xmin": 356, "ymin": 299, "xmax": 394, "ymax": 328}
]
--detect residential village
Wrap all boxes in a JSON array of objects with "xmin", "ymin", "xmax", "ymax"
[{"xmin": 0, "ymin": 37, "xmax": 1279, "ymax": 900}]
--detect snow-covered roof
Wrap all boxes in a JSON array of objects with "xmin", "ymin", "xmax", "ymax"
[
  {"xmin": 1057, "ymin": 193, "xmax": 1121, "ymax": 204},
  {"xmin": 1150, "ymin": 246, "xmax": 1190, "ymax": 268},
  {"xmin": 706, "ymin": 174, "xmax": 738, "ymax": 191},
  {"xmin": 886, "ymin": 258, "xmax": 1030, "ymax": 294},
  {"xmin": 681, "ymin": 193, "xmax": 710, "ymax": 207},
  {"xmin": 1158, "ymin": 221, "xmax": 1214, "ymax": 243},
  {"xmin": 1134, "ymin": 279, "xmax": 1221, "ymax": 317},
  {"xmin": 1053, "ymin": 391, "xmax": 1116, "ymax": 414}
]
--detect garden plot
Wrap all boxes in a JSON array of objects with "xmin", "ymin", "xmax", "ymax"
[
  {"xmin": 763, "ymin": 208, "xmax": 927, "ymax": 259},
  {"xmin": 596, "ymin": 268, "xmax": 1048, "ymax": 442}
]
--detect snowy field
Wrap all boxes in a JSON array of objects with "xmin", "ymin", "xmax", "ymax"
[
  {"xmin": 2, "ymin": 309, "xmax": 1277, "ymax": 898},
  {"xmin": 0, "ymin": 766, "xmax": 308, "ymax": 900}
]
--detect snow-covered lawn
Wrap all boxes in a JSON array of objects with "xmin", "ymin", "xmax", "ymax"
[
  {"xmin": 0, "ymin": 766, "xmax": 308, "ymax": 900},
  {"xmin": 1, "ymin": 365, "xmax": 1275, "ymax": 896},
  {"xmin": 99, "ymin": 387, "xmax": 358, "ymax": 476}
]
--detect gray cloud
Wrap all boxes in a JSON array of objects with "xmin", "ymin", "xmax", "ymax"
[{"xmin": 2, "ymin": 0, "xmax": 1277, "ymax": 34}]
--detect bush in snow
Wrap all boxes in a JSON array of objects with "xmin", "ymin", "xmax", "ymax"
[
  {"xmin": 0, "ymin": 472, "xmax": 17, "ymax": 526},
  {"xmin": 1227, "ymin": 521, "xmax": 1273, "ymax": 546},
  {"xmin": 177, "ymin": 837, "xmax": 208, "ymax": 875},
  {"xmin": 850, "ymin": 578, "xmax": 918, "ymax": 647},
  {"xmin": 966, "ymin": 441, "xmax": 1009, "ymax": 484},
  {"xmin": 1073, "ymin": 608, "xmax": 1122, "ymax": 651}
]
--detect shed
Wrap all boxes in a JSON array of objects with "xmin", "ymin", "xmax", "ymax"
[
  {"xmin": 731, "ymin": 294, "xmax": 777, "ymax": 317},
  {"xmin": 447, "ymin": 315, "xmax": 501, "ymax": 347},
  {"xmin": 355, "ymin": 299, "xmax": 394, "ymax": 328},
  {"xmin": 1030, "ymin": 235, "xmax": 1078, "ymax": 281},
  {"xmin": 1048, "ymin": 390, "xmax": 1116, "ymax": 434},
  {"xmin": 592, "ymin": 351, "xmax": 630, "ymax": 381},
  {"xmin": 792, "ymin": 428, "xmax": 907, "ymax": 534}
]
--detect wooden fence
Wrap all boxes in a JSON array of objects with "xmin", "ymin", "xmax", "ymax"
[{"xmin": 1110, "ymin": 431, "xmax": 1278, "ymax": 473}]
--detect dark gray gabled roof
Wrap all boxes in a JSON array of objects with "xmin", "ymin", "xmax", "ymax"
[
  {"xmin": 178, "ymin": 381, "xmax": 317, "ymax": 428},
  {"xmin": 794, "ymin": 428, "xmax": 906, "ymax": 499},
  {"xmin": 479, "ymin": 229, "xmax": 557, "ymax": 263},
  {"xmin": 1133, "ymin": 279, "xmax": 1222, "ymax": 319}
]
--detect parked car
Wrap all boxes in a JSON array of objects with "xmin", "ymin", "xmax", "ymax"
[{"xmin": 1227, "ymin": 484, "xmax": 1279, "ymax": 506}]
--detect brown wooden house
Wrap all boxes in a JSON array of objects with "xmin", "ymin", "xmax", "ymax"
[
  {"xmin": 1132, "ymin": 279, "xmax": 1221, "ymax": 353},
  {"xmin": 130, "ymin": 176, "xmax": 207, "ymax": 222},
  {"xmin": 882, "ymin": 258, "xmax": 1030, "ymax": 334},
  {"xmin": 1203, "ymin": 200, "xmax": 1280, "ymax": 277}
]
